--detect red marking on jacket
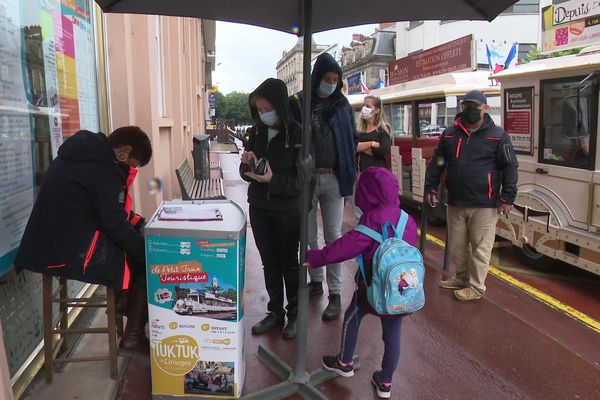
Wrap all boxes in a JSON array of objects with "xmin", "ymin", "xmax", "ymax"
[
  {"xmin": 456, "ymin": 138, "xmax": 463, "ymax": 159},
  {"xmin": 47, "ymin": 263, "xmax": 66, "ymax": 269},
  {"xmin": 84, "ymin": 230, "xmax": 100, "ymax": 272},
  {"xmin": 487, "ymin": 172, "xmax": 493, "ymax": 200}
]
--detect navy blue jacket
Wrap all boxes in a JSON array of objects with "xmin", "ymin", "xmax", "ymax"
[
  {"xmin": 425, "ymin": 113, "xmax": 518, "ymax": 207},
  {"xmin": 289, "ymin": 53, "xmax": 358, "ymax": 197}
]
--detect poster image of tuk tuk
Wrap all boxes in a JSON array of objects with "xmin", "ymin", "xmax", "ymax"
[
  {"xmin": 146, "ymin": 237, "xmax": 241, "ymax": 322},
  {"xmin": 172, "ymin": 281, "xmax": 238, "ymax": 321},
  {"xmin": 184, "ymin": 361, "xmax": 235, "ymax": 396}
]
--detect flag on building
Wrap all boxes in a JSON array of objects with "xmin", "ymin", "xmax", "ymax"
[{"xmin": 361, "ymin": 81, "xmax": 370, "ymax": 94}]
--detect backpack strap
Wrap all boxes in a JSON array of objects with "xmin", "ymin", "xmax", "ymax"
[
  {"xmin": 394, "ymin": 211, "xmax": 409, "ymax": 238},
  {"xmin": 355, "ymin": 224, "xmax": 382, "ymax": 288},
  {"xmin": 355, "ymin": 224, "xmax": 383, "ymax": 243}
]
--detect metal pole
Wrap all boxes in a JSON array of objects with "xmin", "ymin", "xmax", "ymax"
[
  {"xmin": 419, "ymin": 202, "xmax": 429, "ymax": 255},
  {"xmin": 294, "ymin": 0, "xmax": 313, "ymax": 382},
  {"xmin": 442, "ymin": 204, "xmax": 451, "ymax": 273}
]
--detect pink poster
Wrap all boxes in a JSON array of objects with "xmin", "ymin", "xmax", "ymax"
[{"xmin": 54, "ymin": 13, "xmax": 75, "ymax": 58}]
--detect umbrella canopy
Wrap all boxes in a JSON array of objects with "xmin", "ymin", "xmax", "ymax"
[{"xmin": 97, "ymin": 0, "xmax": 520, "ymax": 35}]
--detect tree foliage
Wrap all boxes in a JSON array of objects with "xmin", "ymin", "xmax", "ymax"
[{"xmin": 214, "ymin": 91, "xmax": 252, "ymax": 127}]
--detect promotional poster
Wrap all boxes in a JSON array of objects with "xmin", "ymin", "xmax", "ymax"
[{"xmin": 145, "ymin": 201, "xmax": 246, "ymax": 398}]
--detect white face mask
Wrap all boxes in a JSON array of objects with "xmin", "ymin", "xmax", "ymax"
[
  {"xmin": 361, "ymin": 106, "xmax": 374, "ymax": 120},
  {"xmin": 317, "ymin": 80, "xmax": 337, "ymax": 98},
  {"xmin": 259, "ymin": 110, "xmax": 279, "ymax": 127}
]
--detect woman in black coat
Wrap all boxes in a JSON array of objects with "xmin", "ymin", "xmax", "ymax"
[{"xmin": 240, "ymin": 78, "xmax": 302, "ymax": 340}]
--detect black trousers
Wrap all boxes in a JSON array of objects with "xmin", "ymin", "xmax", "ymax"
[{"xmin": 249, "ymin": 205, "xmax": 299, "ymax": 318}]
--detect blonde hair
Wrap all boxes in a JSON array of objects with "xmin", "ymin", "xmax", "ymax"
[{"xmin": 357, "ymin": 95, "xmax": 391, "ymax": 136}]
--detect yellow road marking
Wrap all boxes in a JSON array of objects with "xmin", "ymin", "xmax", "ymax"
[{"xmin": 419, "ymin": 230, "xmax": 600, "ymax": 334}]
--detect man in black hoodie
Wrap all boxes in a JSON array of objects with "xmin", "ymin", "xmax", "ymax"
[
  {"xmin": 16, "ymin": 126, "xmax": 153, "ymax": 352},
  {"xmin": 289, "ymin": 53, "xmax": 357, "ymax": 321},
  {"xmin": 425, "ymin": 90, "xmax": 518, "ymax": 301},
  {"xmin": 240, "ymin": 78, "xmax": 302, "ymax": 339}
]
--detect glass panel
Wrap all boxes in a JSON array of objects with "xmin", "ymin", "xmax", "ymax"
[
  {"xmin": 0, "ymin": 0, "xmax": 100, "ymax": 376},
  {"xmin": 541, "ymin": 78, "xmax": 595, "ymax": 168},
  {"xmin": 487, "ymin": 95, "xmax": 502, "ymax": 126}
]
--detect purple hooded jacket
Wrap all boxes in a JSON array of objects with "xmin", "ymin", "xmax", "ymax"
[{"xmin": 307, "ymin": 167, "xmax": 418, "ymax": 315}]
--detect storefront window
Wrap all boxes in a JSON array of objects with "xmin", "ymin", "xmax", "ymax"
[
  {"xmin": 0, "ymin": 0, "xmax": 102, "ymax": 377},
  {"xmin": 540, "ymin": 77, "xmax": 597, "ymax": 169}
]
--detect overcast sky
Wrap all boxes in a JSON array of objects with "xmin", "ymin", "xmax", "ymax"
[{"xmin": 212, "ymin": 21, "xmax": 379, "ymax": 94}]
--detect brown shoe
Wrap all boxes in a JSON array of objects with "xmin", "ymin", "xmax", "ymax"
[
  {"xmin": 454, "ymin": 287, "xmax": 483, "ymax": 301},
  {"xmin": 439, "ymin": 278, "xmax": 467, "ymax": 290}
]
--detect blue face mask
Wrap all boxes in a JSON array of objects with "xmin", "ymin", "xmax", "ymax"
[
  {"xmin": 318, "ymin": 80, "xmax": 337, "ymax": 98},
  {"xmin": 259, "ymin": 110, "xmax": 279, "ymax": 127}
]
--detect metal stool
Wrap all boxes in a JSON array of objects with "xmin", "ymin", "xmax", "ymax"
[{"xmin": 42, "ymin": 275, "xmax": 124, "ymax": 383}]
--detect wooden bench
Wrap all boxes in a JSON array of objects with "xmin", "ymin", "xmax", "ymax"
[
  {"xmin": 210, "ymin": 160, "xmax": 223, "ymax": 178},
  {"xmin": 176, "ymin": 159, "xmax": 225, "ymax": 200}
]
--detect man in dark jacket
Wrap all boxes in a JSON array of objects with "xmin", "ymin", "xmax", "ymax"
[
  {"xmin": 290, "ymin": 53, "xmax": 358, "ymax": 320},
  {"xmin": 425, "ymin": 90, "xmax": 518, "ymax": 301},
  {"xmin": 16, "ymin": 126, "xmax": 153, "ymax": 351}
]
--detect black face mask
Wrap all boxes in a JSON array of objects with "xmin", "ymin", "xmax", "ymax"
[{"xmin": 462, "ymin": 107, "xmax": 482, "ymax": 124}]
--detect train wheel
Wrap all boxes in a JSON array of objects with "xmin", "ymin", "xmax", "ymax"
[{"xmin": 520, "ymin": 244, "xmax": 544, "ymax": 260}]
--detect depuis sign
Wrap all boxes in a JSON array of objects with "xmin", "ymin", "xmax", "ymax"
[
  {"xmin": 553, "ymin": 0, "xmax": 600, "ymax": 26},
  {"xmin": 543, "ymin": 1, "xmax": 600, "ymax": 52}
]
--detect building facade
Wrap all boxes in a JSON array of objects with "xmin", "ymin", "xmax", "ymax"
[
  {"xmin": 393, "ymin": 0, "xmax": 540, "ymax": 69},
  {"xmin": 276, "ymin": 38, "xmax": 330, "ymax": 96},
  {"xmin": 0, "ymin": 1, "xmax": 214, "ymax": 397},
  {"xmin": 340, "ymin": 30, "xmax": 396, "ymax": 92}
]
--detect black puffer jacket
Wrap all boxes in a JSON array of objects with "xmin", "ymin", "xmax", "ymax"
[
  {"xmin": 240, "ymin": 78, "xmax": 302, "ymax": 211},
  {"xmin": 15, "ymin": 130, "xmax": 144, "ymax": 288},
  {"xmin": 425, "ymin": 114, "xmax": 518, "ymax": 207}
]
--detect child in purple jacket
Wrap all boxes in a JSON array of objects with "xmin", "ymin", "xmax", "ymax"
[{"xmin": 307, "ymin": 167, "xmax": 417, "ymax": 399}]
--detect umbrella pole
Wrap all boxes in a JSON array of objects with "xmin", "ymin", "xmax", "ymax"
[{"xmin": 242, "ymin": 0, "xmax": 357, "ymax": 398}]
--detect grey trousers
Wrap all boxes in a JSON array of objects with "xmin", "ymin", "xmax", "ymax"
[{"xmin": 307, "ymin": 173, "xmax": 345, "ymax": 295}]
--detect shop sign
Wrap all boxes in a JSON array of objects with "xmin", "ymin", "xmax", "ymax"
[
  {"xmin": 542, "ymin": 1, "xmax": 600, "ymax": 52},
  {"xmin": 504, "ymin": 87, "xmax": 534, "ymax": 155},
  {"xmin": 388, "ymin": 34, "xmax": 473, "ymax": 85}
]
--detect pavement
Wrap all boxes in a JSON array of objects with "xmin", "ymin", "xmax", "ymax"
[{"xmin": 21, "ymin": 148, "xmax": 600, "ymax": 400}]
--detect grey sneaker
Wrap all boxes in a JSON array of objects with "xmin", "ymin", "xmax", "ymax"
[
  {"xmin": 309, "ymin": 281, "xmax": 323, "ymax": 297},
  {"xmin": 439, "ymin": 278, "xmax": 467, "ymax": 290},
  {"xmin": 322, "ymin": 294, "xmax": 341, "ymax": 320}
]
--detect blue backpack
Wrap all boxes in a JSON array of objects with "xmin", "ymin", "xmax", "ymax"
[{"xmin": 355, "ymin": 211, "xmax": 425, "ymax": 315}]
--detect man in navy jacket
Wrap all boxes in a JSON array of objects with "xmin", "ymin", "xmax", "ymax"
[
  {"xmin": 290, "ymin": 53, "xmax": 358, "ymax": 320},
  {"xmin": 425, "ymin": 90, "xmax": 518, "ymax": 301}
]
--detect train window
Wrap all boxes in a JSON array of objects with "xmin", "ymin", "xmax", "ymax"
[
  {"xmin": 540, "ymin": 77, "xmax": 598, "ymax": 169},
  {"xmin": 389, "ymin": 102, "xmax": 411, "ymax": 137}
]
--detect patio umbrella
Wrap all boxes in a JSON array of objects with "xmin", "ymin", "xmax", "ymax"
[{"xmin": 95, "ymin": 1, "xmax": 519, "ymax": 399}]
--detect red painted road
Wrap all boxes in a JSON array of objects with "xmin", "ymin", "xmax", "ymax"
[{"xmin": 116, "ymin": 150, "xmax": 600, "ymax": 400}]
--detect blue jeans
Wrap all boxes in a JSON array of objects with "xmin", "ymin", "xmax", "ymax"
[
  {"xmin": 307, "ymin": 173, "xmax": 344, "ymax": 295},
  {"xmin": 339, "ymin": 292, "xmax": 404, "ymax": 383}
]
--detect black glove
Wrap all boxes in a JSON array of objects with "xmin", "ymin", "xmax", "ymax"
[{"xmin": 128, "ymin": 211, "xmax": 146, "ymax": 232}]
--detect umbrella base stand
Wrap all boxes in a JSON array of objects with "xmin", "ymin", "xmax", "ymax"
[{"xmin": 241, "ymin": 346, "xmax": 359, "ymax": 400}]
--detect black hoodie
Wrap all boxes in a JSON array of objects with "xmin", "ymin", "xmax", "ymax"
[
  {"xmin": 240, "ymin": 78, "xmax": 302, "ymax": 211},
  {"xmin": 15, "ymin": 130, "xmax": 145, "ymax": 288},
  {"xmin": 288, "ymin": 53, "xmax": 358, "ymax": 197}
]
